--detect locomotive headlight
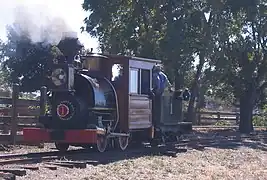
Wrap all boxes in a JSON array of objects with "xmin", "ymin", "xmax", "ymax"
[{"xmin": 51, "ymin": 68, "xmax": 67, "ymax": 86}]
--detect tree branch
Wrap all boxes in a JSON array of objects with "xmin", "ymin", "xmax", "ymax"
[
  {"xmin": 134, "ymin": 0, "xmax": 149, "ymax": 34},
  {"xmin": 256, "ymin": 53, "xmax": 267, "ymax": 83}
]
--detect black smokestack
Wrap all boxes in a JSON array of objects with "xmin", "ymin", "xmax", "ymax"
[{"xmin": 57, "ymin": 32, "xmax": 83, "ymax": 64}]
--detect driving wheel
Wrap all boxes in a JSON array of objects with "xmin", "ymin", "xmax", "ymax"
[
  {"xmin": 96, "ymin": 135, "xmax": 108, "ymax": 153},
  {"xmin": 118, "ymin": 136, "xmax": 129, "ymax": 151}
]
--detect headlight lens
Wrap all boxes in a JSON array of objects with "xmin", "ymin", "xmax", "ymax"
[{"xmin": 51, "ymin": 68, "xmax": 67, "ymax": 86}]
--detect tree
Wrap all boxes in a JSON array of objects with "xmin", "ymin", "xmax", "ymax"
[
  {"xmin": 0, "ymin": 40, "xmax": 11, "ymax": 92},
  {"xmin": 183, "ymin": 0, "xmax": 215, "ymax": 123},
  {"xmin": 210, "ymin": 0, "xmax": 267, "ymax": 133}
]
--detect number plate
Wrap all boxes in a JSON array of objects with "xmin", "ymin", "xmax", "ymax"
[{"xmin": 50, "ymin": 130, "xmax": 65, "ymax": 141}]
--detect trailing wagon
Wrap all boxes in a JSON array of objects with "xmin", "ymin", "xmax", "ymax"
[{"xmin": 22, "ymin": 36, "xmax": 192, "ymax": 152}]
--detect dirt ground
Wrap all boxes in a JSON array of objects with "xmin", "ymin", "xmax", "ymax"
[{"xmin": 1, "ymin": 128, "xmax": 267, "ymax": 180}]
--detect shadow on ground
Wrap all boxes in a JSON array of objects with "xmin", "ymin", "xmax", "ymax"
[
  {"xmin": 1, "ymin": 128, "xmax": 266, "ymax": 167},
  {"xmin": 185, "ymin": 128, "xmax": 267, "ymax": 152},
  {"xmin": 52, "ymin": 146, "xmax": 190, "ymax": 166},
  {"xmin": 43, "ymin": 128, "xmax": 267, "ymax": 166}
]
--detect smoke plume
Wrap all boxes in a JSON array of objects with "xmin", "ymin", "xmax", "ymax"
[{"xmin": 9, "ymin": 3, "xmax": 78, "ymax": 45}]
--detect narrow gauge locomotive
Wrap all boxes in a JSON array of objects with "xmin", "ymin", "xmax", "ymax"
[{"xmin": 23, "ymin": 36, "xmax": 192, "ymax": 152}]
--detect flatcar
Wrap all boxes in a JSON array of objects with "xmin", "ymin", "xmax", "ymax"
[{"xmin": 22, "ymin": 36, "xmax": 192, "ymax": 152}]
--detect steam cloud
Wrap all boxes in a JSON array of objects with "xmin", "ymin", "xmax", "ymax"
[{"xmin": 9, "ymin": 4, "xmax": 78, "ymax": 45}]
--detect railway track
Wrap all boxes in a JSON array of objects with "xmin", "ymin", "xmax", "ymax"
[{"xmin": 0, "ymin": 133, "xmax": 266, "ymax": 179}]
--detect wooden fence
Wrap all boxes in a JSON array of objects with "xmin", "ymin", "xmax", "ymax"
[
  {"xmin": 0, "ymin": 84, "xmax": 46, "ymax": 145},
  {"xmin": 196, "ymin": 111, "xmax": 242, "ymax": 125}
]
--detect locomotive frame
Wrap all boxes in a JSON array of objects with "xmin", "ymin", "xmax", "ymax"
[{"xmin": 23, "ymin": 43, "xmax": 192, "ymax": 153}]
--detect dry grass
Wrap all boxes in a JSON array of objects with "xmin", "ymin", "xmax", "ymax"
[{"xmin": 2, "ymin": 145, "xmax": 266, "ymax": 180}]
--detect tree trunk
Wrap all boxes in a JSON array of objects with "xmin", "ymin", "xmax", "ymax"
[
  {"xmin": 173, "ymin": 72, "xmax": 184, "ymax": 121},
  {"xmin": 239, "ymin": 89, "xmax": 256, "ymax": 134},
  {"xmin": 186, "ymin": 53, "xmax": 205, "ymax": 124},
  {"xmin": 186, "ymin": 86, "xmax": 197, "ymax": 123},
  {"xmin": 239, "ymin": 99, "xmax": 254, "ymax": 134},
  {"xmin": 174, "ymin": 72, "xmax": 184, "ymax": 90}
]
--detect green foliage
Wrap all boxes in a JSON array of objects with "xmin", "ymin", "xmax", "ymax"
[
  {"xmin": 252, "ymin": 104, "xmax": 267, "ymax": 127},
  {"xmin": 19, "ymin": 92, "xmax": 38, "ymax": 100},
  {"xmin": 82, "ymin": 0, "xmax": 203, "ymax": 85},
  {"xmin": 215, "ymin": 121, "xmax": 231, "ymax": 126},
  {"xmin": 212, "ymin": 0, "xmax": 267, "ymax": 97},
  {"xmin": 0, "ymin": 40, "xmax": 10, "ymax": 91},
  {"xmin": 200, "ymin": 0, "xmax": 267, "ymax": 132},
  {"xmin": 252, "ymin": 116, "xmax": 267, "ymax": 127}
]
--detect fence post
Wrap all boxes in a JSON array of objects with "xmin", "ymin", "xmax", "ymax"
[
  {"xmin": 197, "ymin": 112, "xmax": 201, "ymax": 125},
  {"xmin": 37, "ymin": 86, "xmax": 47, "ymax": 148},
  {"xmin": 10, "ymin": 84, "xmax": 19, "ymax": 145},
  {"xmin": 236, "ymin": 113, "xmax": 240, "ymax": 125},
  {"xmin": 2, "ymin": 107, "xmax": 9, "ymax": 134},
  {"xmin": 216, "ymin": 112, "xmax": 220, "ymax": 122},
  {"xmin": 40, "ymin": 86, "xmax": 47, "ymax": 116}
]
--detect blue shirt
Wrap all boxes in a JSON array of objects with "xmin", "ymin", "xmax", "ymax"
[{"xmin": 153, "ymin": 71, "xmax": 170, "ymax": 95}]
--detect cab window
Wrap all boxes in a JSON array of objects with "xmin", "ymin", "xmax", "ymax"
[{"xmin": 129, "ymin": 68, "xmax": 151, "ymax": 95}]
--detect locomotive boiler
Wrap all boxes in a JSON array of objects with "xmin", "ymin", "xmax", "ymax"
[{"xmin": 23, "ymin": 34, "xmax": 192, "ymax": 153}]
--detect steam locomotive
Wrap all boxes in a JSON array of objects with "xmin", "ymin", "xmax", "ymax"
[{"xmin": 23, "ymin": 35, "xmax": 192, "ymax": 152}]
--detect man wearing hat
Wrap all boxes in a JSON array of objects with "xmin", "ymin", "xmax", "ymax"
[{"xmin": 152, "ymin": 64, "xmax": 174, "ymax": 131}]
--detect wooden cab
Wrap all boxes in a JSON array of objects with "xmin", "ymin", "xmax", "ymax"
[
  {"xmin": 82, "ymin": 53, "xmax": 160, "ymax": 135},
  {"xmin": 127, "ymin": 57, "xmax": 160, "ymax": 131}
]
